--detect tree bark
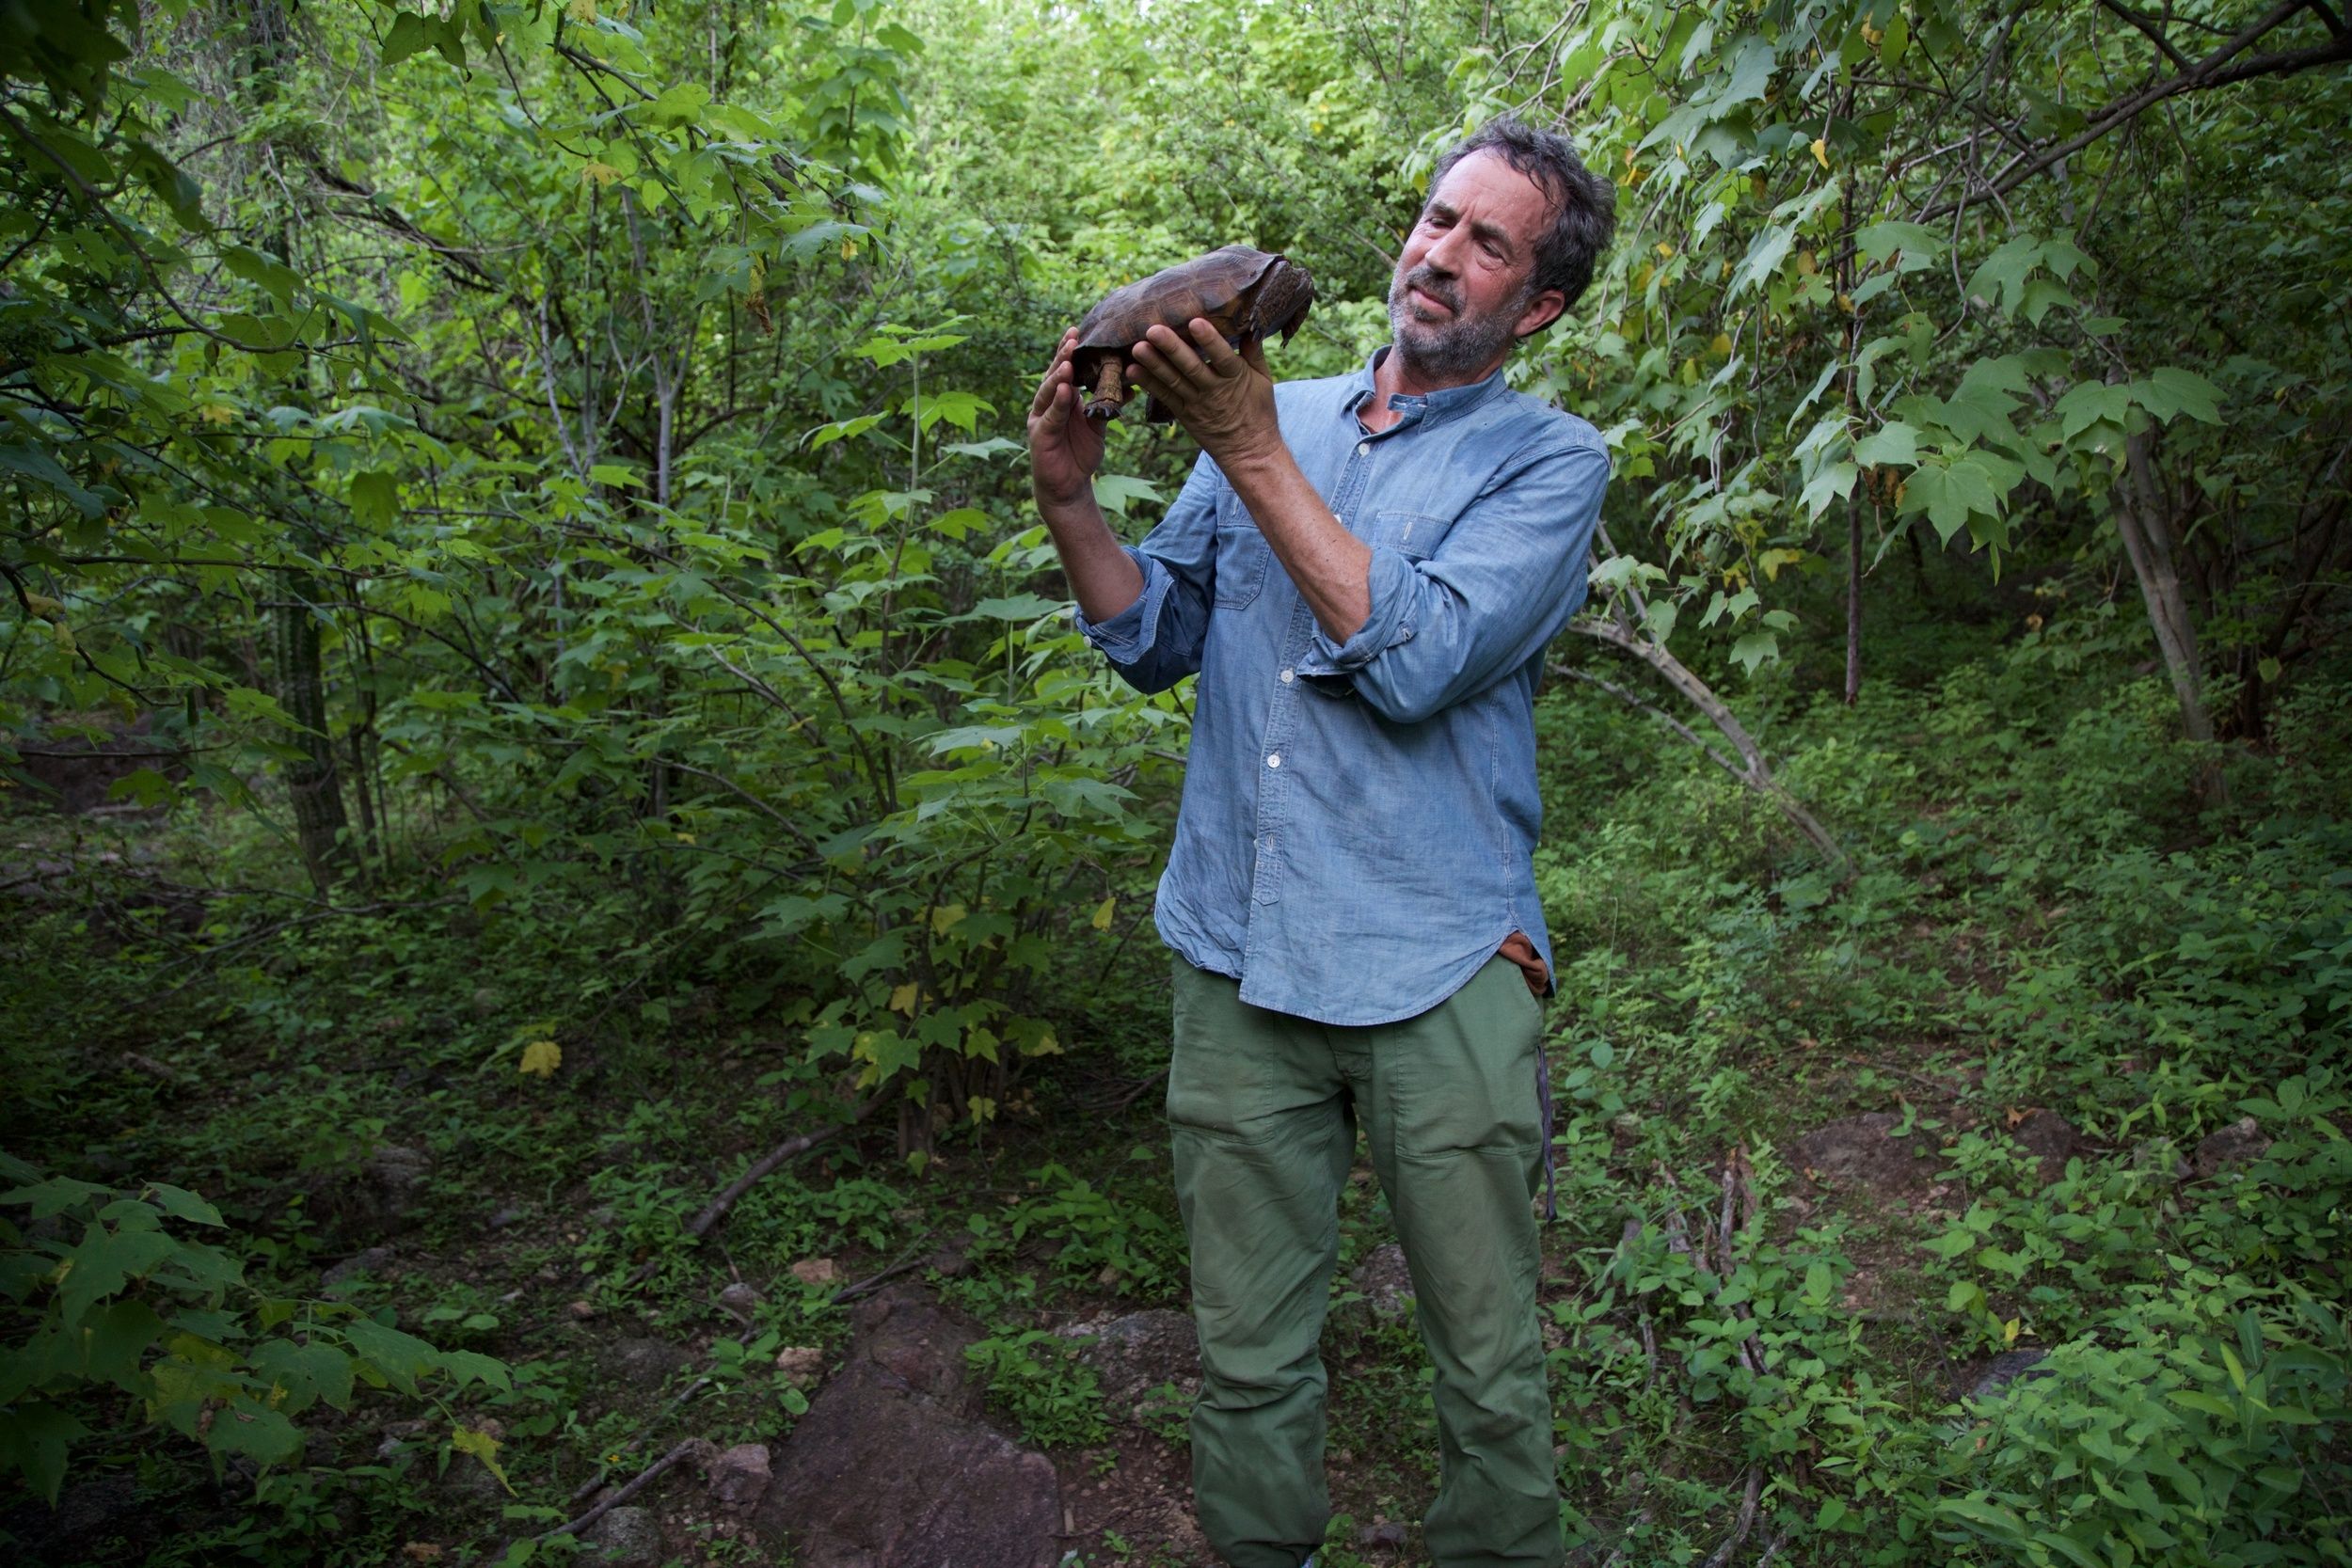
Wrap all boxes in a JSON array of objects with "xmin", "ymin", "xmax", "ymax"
[
  {"xmin": 275, "ymin": 572, "xmax": 351, "ymax": 891},
  {"xmin": 2112, "ymin": 427, "xmax": 2226, "ymax": 807},
  {"xmin": 1845, "ymin": 493, "xmax": 1864, "ymax": 706}
]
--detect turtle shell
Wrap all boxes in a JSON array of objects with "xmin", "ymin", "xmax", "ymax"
[{"xmin": 1069, "ymin": 245, "xmax": 1314, "ymax": 421}]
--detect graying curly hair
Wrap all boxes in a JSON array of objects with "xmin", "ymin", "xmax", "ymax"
[{"xmin": 1427, "ymin": 116, "xmax": 1618, "ymax": 317}]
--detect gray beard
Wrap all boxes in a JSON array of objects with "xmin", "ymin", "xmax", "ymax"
[{"xmin": 1387, "ymin": 264, "xmax": 1526, "ymax": 382}]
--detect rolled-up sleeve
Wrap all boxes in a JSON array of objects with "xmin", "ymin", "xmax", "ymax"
[
  {"xmin": 1295, "ymin": 440, "xmax": 1610, "ymax": 723},
  {"xmin": 1072, "ymin": 451, "xmax": 1225, "ymax": 694}
]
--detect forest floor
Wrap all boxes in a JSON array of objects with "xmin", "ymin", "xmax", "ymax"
[{"xmin": 8, "ymin": 656, "xmax": 2344, "ymax": 1568}]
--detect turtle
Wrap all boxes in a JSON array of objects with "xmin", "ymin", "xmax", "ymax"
[{"xmin": 1069, "ymin": 245, "xmax": 1314, "ymax": 422}]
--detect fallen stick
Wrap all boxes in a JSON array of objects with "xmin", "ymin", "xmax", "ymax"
[
  {"xmin": 684, "ymin": 1096, "xmax": 880, "ymax": 1239},
  {"xmin": 540, "ymin": 1437, "xmax": 712, "ymax": 1545},
  {"xmin": 624, "ymin": 1095, "xmax": 878, "ymax": 1287},
  {"xmin": 1699, "ymin": 1464, "xmax": 1762, "ymax": 1568}
]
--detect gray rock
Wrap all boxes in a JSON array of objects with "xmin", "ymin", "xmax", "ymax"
[
  {"xmin": 753, "ymin": 1288, "xmax": 1060, "ymax": 1568},
  {"xmin": 581, "ymin": 1504, "xmax": 663, "ymax": 1568},
  {"xmin": 437, "ymin": 1450, "xmax": 508, "ymax": 1503},
  {"xmin": 848, "ymin": 1287, "xmax": 980, "ymax": 1412},
  {"xmin": 488, "ymin": 1205, "xmax": 526, "ymax": 1228},
  {"xmin": 718, "ymin": 1280, "xmax": 766, "ymax": 1322},
  {"xmin": 708, "ymin": 1441, "xmax": 772, "ymax": 1511},
  {"xmin": 2192, "ymin": 1117, "xmax": 2272, "ymax": 1180},
  {"xmin": 1359, "ymin": 1520, "xmax": 1410, "ymax": 1551},
  {"xmin": 348, "ymin": 1145, "xmax": 434, "ymax": 1235},
  {"xmin": 1057, "ymin": 1309, "xmax": 1200, "ymax": 1406},
  {"xmin": 1958, "ymin": 1349, "xmax": 2053, "ymax": 1403},
  {"xmin": 1348, "ymin": 1243, "xmax": 1417, "ymax": 1323},
  {"xmin": 599, "ymin": 1336, "xmax": 691, "ymax": 1391},
  {"xmin": 322, "ymin": 1246, "xmax": 395, "ymax": 1291}
]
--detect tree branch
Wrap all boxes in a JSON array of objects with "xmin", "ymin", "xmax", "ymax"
[{"xmin": 1924, "ymin": 1, "xmax": 2351, "ymax": 221}]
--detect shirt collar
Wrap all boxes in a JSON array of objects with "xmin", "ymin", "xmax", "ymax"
[{"xmin": 1342, "ymin": 345, "xmax": 1511, "ymax": 431}]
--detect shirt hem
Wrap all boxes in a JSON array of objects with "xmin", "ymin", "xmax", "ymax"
[{"xmin": 1188, "ymin": 931, "xmax": 1534, "ymax": 1028}]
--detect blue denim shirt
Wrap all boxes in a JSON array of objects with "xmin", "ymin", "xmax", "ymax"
[{"xmin": 1074, "ymin": 347, "xmax": 1611, "ymax": 1025}]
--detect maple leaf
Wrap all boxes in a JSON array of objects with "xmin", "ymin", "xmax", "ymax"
[{"xmin": 517, "ymin": 1040, "xmax": 562, "ymax": 1078}]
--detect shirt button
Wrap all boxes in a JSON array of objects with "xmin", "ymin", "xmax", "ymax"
[
  {"xmin": 1279, "ymin": 669, "xmax": 1295, "ymax": 684},
  {"xmin": 1357, "ymin": 440, "xmax": 1370, "ymax": 456},
  {"xmin": 1265, "ymin": 752, "xmax": 1282, "ymax": 768}
]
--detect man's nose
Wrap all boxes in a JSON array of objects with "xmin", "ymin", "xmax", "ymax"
[{"xmin": 1420, "ymin": 226, "xmax": 1467, "ymax": 276}]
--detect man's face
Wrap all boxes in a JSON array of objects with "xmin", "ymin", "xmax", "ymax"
[{"xmin": 1387, "ymin": 149, "xmax": 1565, "ymax": 384}]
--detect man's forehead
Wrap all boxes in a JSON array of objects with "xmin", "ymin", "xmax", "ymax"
[{"xmin": 1423, "ymin": 150, "xmax": 1555, "ymax": 240}]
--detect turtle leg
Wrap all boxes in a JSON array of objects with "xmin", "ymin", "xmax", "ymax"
[{"xmin": 1083, "ymin": 357, "xmax": 1127, "ymax": 420}]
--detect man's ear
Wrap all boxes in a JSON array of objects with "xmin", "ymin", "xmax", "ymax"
[{"xmin": 1514, "ymin": 288, "xmax": 1566, "ymax": 341}]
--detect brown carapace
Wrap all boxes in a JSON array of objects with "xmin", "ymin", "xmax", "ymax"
[{"xmin": 1069, "ymin": 245, "xmax": 1314, "ymax": 422}]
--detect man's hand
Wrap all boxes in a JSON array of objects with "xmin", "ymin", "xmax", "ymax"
[
  {"xmin": 1130, "ymin": 318, "xmax": 1279, "ymax": 470},
  {"xmin": 1134, "ymin": 317, "xmax": 1372, "ymax": 642},
  {"xmin": 1029, "ymin": 327, "xmax": 1107, "ymax": 512}
]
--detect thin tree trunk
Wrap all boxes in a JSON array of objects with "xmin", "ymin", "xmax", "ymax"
[
  {"xmin": 2113, "ymin": 427, "xmax": 2226, "ymax": 806},
  {"xmin": 1845, "ymin": 493, "xmax": 1864, "ymax": 705},
  {"xmin": 276, "ymin": 572, "xmax": 351, "ymax": 891}
]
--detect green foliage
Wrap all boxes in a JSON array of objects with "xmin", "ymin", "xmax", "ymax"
[
  {"xmin": 1007, "ymin": 1161, "xmax": 1187, "ymax": 1300},
  {"xmin": 962, "ymin": 1327, "xmax": 1108, "ymax": 1449},
  {"xmin": 1933, "ymin": 1296, "xmax": 2352, "ymax": 1568},
  {"xmin": 0, "ymin": 1154, "xmax": 508, "ymax": 1505},
  {"xmin": 1, "ymin": 0, "xmax": 2349, "ymax": 1560}
]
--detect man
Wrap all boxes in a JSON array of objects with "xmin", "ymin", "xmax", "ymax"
[{"xmin": 1026, "ymin": 118, "xmax": 1615, "ymax": 1568}]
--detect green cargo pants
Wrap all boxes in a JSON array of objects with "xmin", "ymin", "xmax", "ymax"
[{"xmin": 1167, "ymin": 952, "xmax": 1562, "ymax": 1568}]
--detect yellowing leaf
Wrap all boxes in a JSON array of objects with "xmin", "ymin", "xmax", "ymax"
[
  {"xmin": 198, "ymin": 402, "xmax": 236, "ymax": 426},
  {"xmin": 581, "ymin": 161, "xmax": 621, "ymax": 187},
  {"xmin": 1021, "ymin": 1027, "xmax": 1060, "ymax": 1057},
  {"xmin": 840, "ymin": 238, "xmax": 858, "ymax": 260},
  {"xmin": 930, "ymin": 903, "xmax": 966, "ymax": 936},
  {"xmin": 566, "ymin": 0, "xmax": 596, "ymax": 20},
  {"xmin": 1796, "ymin": 249, "xmax": 1818, "ymax": 277},
  {"xmin": 518, "ymin": 1039, "xmax": 562, "ymax": 1078},
  {"xmin": 888, "ymin": 983, "xmax": 918, "ymax": 1015},
  {"xmin": 2003, "ymin": 1317, "xmax": 2022, "ymax": 1345},
  {"xmin": 1811, "ymin": 137, "xmax": 1830, "ymax": 170},
  {"xmin": 1089, "ymin": 896, "xmax": 1116, "ymax": 931},
  {"xmin": 1654, "ymin": 242, "xmax": 1675, "ymax": 259},
  {"xmin": 1708, "ymin": 332, "xmax": 1733, "ymax": 357},
  {"xmin": 967, "ymin": 1095, "xmax": 997, "ymax": 1124},
  {"xmin": 673, "ymin": 831, "xmax": 694, "ymax": 844},
  {"xmin": 450, "ymin": 1425, "xmax": 514, "ymax": 1495}
]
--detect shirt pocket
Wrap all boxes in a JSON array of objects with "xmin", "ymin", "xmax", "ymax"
[
  {"xmin": 1213, "ymin": 498, "xmax": 1273, "ymax": 610},
  {"xmin": 1366, "ymin": 509, "xmax": 1454, "ymax": 562}
]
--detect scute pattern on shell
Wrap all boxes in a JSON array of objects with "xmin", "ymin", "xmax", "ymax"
[{"xmin": 1069, "ymin": 245, "xmax": 1314, "ymax": 421}]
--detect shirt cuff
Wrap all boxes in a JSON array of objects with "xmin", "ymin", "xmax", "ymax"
[
  {"xmin": 1070, "ymin": 546, "xmax": 1171, "ymax": 666},
  {"xmin": 1295, "ymin": 545, "xmax": 1419, "ymax": 682}
]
